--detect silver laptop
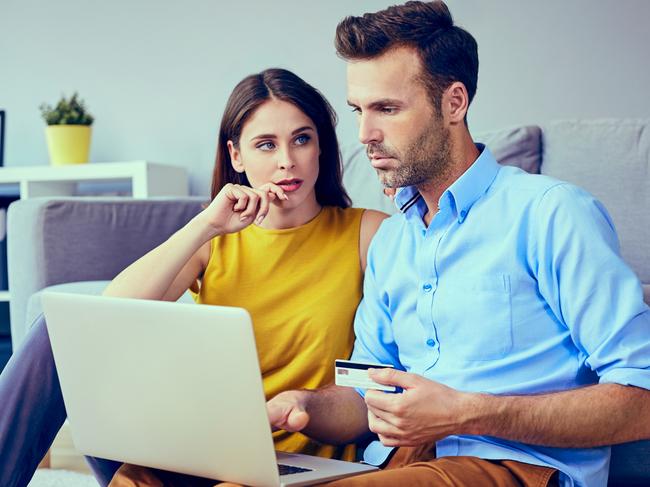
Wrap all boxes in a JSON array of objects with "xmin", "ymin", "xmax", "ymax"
[{"xmin": 42, "ymin": 293, "xmax": 377, "ymax": 487}]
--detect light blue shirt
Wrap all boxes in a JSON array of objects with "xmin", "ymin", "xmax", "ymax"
[{"xmin": 351, "ymin": 145, "xmax": 650, "ymax": 487}]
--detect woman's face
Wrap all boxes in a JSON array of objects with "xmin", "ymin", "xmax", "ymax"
[{"xmin": 228, "ymin": 98, "xmax": 320, "ymax": 212}]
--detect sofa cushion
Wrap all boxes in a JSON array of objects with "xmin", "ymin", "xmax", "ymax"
[
  {"xmin": 26, "ymin": 281, "xmax": 195, "ymax": 332},
  {"xmin": 341, "ymin": 125, "xmax": 542, "ymax": 213},
  {"xmin": 341, "ymin": 144, "xmax": 396, "ymax": 214},
  {"xmin": 473, "ymin": 125, "xmax": 542, "ymax": 174},
  {"xmin": 540, "ymin": 119, "xmax": 650, "ymax": 284},
  {"xmin": 8, "ymin": 197, "xmax": 205, "ymax": 348}
]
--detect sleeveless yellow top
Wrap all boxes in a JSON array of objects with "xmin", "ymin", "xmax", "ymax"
[{"xmin": 193, "ymin": 206, "xmax": 364, "ymax": 459}]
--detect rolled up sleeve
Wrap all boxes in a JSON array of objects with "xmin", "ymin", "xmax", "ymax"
[{"xmin": 533, "ymin": 183, "xmax": 650, "ymax": 390}]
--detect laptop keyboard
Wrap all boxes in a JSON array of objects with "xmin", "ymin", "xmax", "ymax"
[{"xmin": 278, "ymin": 463, "xmax": 313, "ymax": 476}]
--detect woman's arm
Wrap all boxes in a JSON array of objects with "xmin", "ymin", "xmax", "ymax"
[
  {"xmin": 103, "ymin": 183, "xmax": 286, "ymax": 301},
  {"xmin": 359, "ymin": 210, "xmax": 389, "ymax": 272},
  {"xmin": 102, "ymin": 217, "xmax": 213, "ymax": 301}
]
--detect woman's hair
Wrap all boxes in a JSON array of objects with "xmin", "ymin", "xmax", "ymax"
[{"xmin": 211, "ymin": 68, "xmax": 351, "ymax": 208}]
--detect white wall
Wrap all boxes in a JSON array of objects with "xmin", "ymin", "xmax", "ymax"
[
  {"xmin": 454, "ymin": 0, "xmax": 650, "ymax": 132},
  {"xmin": 1, "ymin": 0, "xmax": 649, "ymax": 196}
]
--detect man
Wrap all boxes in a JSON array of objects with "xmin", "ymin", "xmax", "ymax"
[{"xmin": 268, "ymin": 1, "xmax": 650, "ymax": 486}]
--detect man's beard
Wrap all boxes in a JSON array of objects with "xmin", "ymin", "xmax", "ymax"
[{"xmin": 367, "ymin": 118, "xmax": 452, "ymax": 189}]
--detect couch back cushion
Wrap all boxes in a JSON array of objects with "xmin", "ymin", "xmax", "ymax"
[
  {"xmin": 342, "ymin": 125, "xmax": 543, "ymax": 214},
  {"xmin": 473, "ymin": 125, "xmax": 542, "ymax": 174},
  {"xmin": 540, "ymin": 119, "xmax": 650, "ymax": 285}
]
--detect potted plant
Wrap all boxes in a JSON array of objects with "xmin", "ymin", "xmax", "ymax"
[{"xmin": 39, "ymin": 93, "xmax": 94, "ymax": 166}]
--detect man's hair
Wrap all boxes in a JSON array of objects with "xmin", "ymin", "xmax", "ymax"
[{"xmin": 335, "ymin": 1, "xmax": 478, "ymax": 116}]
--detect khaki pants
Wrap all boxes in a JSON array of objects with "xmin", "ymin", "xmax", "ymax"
[{"xmin": 110, "ymin": 443, "xmax": 557, "ymax": 487}]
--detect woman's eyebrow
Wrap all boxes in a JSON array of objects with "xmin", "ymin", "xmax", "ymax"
[
  {"xmin": 250, "ymin": 126, "xmax": 314, "ymax": 142},
  {"xmin": 250, "ymin": 133, "xmax": 277, "ymax": 142},
  {"xmin": 291, "ymin": 126, "xmax": 314, "ymax": 135}
]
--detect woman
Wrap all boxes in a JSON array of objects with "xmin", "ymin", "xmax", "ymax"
[{"xmin": 0, "ymin": 68, "xmax": 387, "ymax": 487}]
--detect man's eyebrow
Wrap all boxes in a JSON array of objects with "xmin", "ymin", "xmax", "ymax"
[
  {"xmin": 368, "ymin": 99, "xmax": 403, "ymax": 109},
  {"xmin": 346, "ymin": 99, "xmax": 404, "ymax": 109}
]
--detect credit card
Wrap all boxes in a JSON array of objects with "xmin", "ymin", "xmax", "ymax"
[{"xmin": 334, "ymin": 359, "xmax": 401, "ymax": 393}]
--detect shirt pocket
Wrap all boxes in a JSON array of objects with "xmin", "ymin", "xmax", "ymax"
[{"xmin": 434, "ymin": 274, "xmax": 513, "ymax": 361}]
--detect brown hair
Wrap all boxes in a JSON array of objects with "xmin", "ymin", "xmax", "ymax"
[
  {"xmin": 211, "ymin": 68, "xmax": 351, "ymax": 208},
  {"xmin": 335, "ymin": 1, "xmax": 478, "ymax": 117}
]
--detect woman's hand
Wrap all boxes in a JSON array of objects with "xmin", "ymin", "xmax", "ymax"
[{"xmin": 200, "ymin": 182, "xmax": 288, "ymax": 236}]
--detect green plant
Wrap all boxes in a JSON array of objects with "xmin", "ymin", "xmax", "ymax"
[{"xmin": 39, "ymin": 92, "xmax": 94, "ymax": 125}]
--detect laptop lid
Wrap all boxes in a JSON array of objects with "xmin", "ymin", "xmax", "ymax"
[{"xmin": 42, "ymin": 292, "xmax": 282, "ymax": 487}]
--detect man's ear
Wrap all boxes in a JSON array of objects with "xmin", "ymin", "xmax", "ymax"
[
  {"xmin": 227, "ymin": 140, "xmax": 245, "ymax": 173},
  {"xmin": 443, "ymin": 81, "xmax": 469, "ymax": 125}
]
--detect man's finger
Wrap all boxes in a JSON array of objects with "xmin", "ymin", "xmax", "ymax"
[
  {"xmin": 378, "ymin": 434, "xmax": 402, "ymax": 447},
  {"xmin": 368, "ymin": 368, "xmax": 418, "ymax": 389},
  {"xmin": 367, "ymin": 409, "xmax": 402, "ymax": 438},
  {"xmin": 364, "ymin": 389, "xmax": 398, "ymax": 413},
  {"xmin": 286, "ymin": 409, "xmax": 310, "ymax": 432},
  {"xmin": 267, "ymin": 400, "xmax": 309, "ymax": 433}
]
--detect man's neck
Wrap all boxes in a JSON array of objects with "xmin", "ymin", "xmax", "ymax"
[{"xmin": 419, "ymin": 137, "xmax": 480, "ymax": 227}]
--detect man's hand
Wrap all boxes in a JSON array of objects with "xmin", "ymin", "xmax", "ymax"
[
  {"xmin": 267, "ymin": 385, "xmax": 370, "ymax": 445},
  {"xmin": 267, "ymin": 390, "xmax": 311, "ymax": 433},
  {"xmin": 365, "ymin": 368, "xmax": 471, "ymax": 447}
]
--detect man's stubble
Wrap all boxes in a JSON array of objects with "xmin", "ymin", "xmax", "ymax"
[{"xmin": 370, "ymin": 116, "xmax": 452, "ymax": 189}]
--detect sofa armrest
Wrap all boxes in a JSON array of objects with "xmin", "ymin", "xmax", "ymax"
[{"xmin": 7, "ymin": 197, "xmax": 205, "ymax": 348}]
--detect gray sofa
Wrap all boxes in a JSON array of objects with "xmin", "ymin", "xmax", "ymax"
[{"xmin": 6, "ymin": 118, "xmax": 650, "ymax": 485}]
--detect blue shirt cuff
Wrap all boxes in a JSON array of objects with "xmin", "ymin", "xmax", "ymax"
[{"xmin": 599, "ymin": 367, "xmax": 650, "ymax": 390}]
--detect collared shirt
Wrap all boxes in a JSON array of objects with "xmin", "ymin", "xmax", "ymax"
[{"xmin": 351, "ymin": 145, "xmax": 650, "ymax": 487}]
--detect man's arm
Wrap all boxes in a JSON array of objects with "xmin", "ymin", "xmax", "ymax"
[
  {"xmin": 474, "ymin": 382, "xmax": 650, "ymax": 447},
  {"xmin": 365, "ymin": 368, "xmax": 650, "ymax": 448},
  {"xmin": 267, "ymin": 385, "xmax": 371, "ymax": 445}
]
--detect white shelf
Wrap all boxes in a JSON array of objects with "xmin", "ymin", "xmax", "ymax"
[
  {"xmin": 0, "ymin": 161, "xmax": 190, "ymax": 324},
  {"xmin": 0, "ymin": 161, "xmax": 189, "ymax": 199}
]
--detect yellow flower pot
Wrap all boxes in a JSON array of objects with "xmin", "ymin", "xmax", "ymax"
[{"xmin": 45, "ymin": 125, "xmax": 92, "ymax": 166}]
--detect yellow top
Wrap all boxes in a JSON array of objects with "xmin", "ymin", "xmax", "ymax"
[{"xmin": 193, "ymin": 206, "xmax": 365, "ymax": 459}]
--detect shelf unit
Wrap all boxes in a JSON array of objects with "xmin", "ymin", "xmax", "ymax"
[
  {"xmin": 0, "ymin": 161, "xmax": 188, "ymax": 199},
  {"xmin": 0, "ymin": 161, "xmax": 189, "ymax": 302}
]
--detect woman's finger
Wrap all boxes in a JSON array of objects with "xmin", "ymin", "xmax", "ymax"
[
  {"xmin": 229, "ymin": 185, "xmax": 249, "ymax": 212},
  {"xmin": 252, "ymin": 189, "xmax": 270, "ymax": 224},
  {"xmin": 261, "ymin": 182, "xmax": 289, "ymax": 201},
  {"xmin": 239, "ymin": 187, "xmax": 261, "ymax": 221}
]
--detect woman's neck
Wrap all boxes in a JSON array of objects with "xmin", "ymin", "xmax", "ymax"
[{"xmin": 256, "ymin": 196, "xmax": 322, "ymax": 230}]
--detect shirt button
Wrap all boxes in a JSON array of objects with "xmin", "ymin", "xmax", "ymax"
[
  {"xmin": 422, "ymin": 283, "xmax": 433, "ymax": 293},
  {"xmin": 426, "ymin": 338, "xmax": 435, "ymax": 347}
]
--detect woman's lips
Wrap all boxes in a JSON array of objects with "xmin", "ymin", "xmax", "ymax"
[{"xmin": 276, "ymin": 179, "xmax": 303, "ymax": 192}]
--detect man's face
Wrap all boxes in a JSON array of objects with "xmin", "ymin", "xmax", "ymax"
[{"xmin": 347, "ymin": 46, "xmax": 451, "ymax": 188}]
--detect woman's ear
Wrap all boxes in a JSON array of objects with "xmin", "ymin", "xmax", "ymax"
[{"xmin": 227, "ymin": 140, "xmax": 245, "ymax": 173}]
